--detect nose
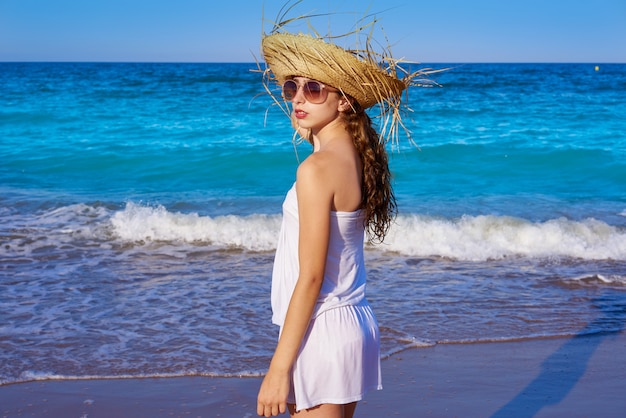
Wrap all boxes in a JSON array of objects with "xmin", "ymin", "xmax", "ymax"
[{"xmin": 291, "ymin": 84, "xmax": 306, "ymax": 103}]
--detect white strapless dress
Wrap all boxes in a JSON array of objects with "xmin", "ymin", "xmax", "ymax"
[{"xmin": 271, "ymin": 183, "xmax": 382, "ymax": 411}]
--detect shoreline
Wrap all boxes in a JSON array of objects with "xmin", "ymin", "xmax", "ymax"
[{"xmin": 2, "ymin": 332, "xmax": 625, "ymax": 417}]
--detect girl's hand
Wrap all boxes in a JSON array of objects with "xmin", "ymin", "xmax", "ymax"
[{"xmin": 257, "ymin": 369, "xmax": 290, "ymax": 416}]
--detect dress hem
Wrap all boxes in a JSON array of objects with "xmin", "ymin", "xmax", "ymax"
[{"xmin": 290, "ymin": 384, "xmax": 383, "ymax": 412}]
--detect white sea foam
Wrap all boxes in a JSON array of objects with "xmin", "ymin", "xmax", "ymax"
[
  {"xmin": 8, "ymin": 370, "xmax": 265, "ymax": 386},
  {"xmin": 567, "ymin": 274, "xmax": 626, "ymax": 286},
  {"xmin": 386, "ymin": 214, "xmax": 626, "ymax": 261},
  {"xmin": 110, "ymin": 202, "xmax": 281, "ymax": 252},
  {"xmin": 109, "ymin": 203, "xmax": 626, "ymax": 261}
]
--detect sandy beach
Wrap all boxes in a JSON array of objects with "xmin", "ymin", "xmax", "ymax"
[{"xmin": 2, "ymin": 331, "xmax": 624, "ymax": 417}]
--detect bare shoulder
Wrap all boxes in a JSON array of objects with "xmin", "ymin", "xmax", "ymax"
[
  {"xmin": 296, "ymin": 150, "xmax": 345, "ymax": 189},
  {"xmin": 295, "ymin": 152, "xmax": 335, "ymax": 207},
  {"xmin": 297, "ymin": 153, "xmax": 329, "ymax": 188},
  {"xmin": 297, "ymin": 152, "xmax": 331, "ymax": 178},
  {"xmin": 299, "ymin": 146, "xmax": 352, "ymax": 176}
]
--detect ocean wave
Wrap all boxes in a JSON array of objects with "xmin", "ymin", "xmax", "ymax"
[
  {"xmin": 566, "ymin": 274, "xmax": 626, "ymax": 286},
  {"xmin": 386, "ymin": 214, "xmax": 626, "ymax": 261},
  {"xmin": 108, "ymin": 202, "xmax": 626, "ymax": 261},
  {"xmin": 2, "ymin": 202, "xmax": 624, "ymax": 262},
  {"xmin": 110, "ymin": 202, "xmax": 281, "ymax": 252}
]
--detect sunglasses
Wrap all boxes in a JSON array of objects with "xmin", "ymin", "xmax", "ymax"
[{"xmin": 282, "ymin": 79, "xmax": 336, "ymax": 104}]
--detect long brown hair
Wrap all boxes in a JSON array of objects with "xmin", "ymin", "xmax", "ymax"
[{"xmin": 342, "ymin": 101, "xmax": 397, "ymax": 243}]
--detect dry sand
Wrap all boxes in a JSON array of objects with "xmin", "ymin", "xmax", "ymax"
[{"xmin": 2, "ymin": 332, "xmax": 625, "ymax": 417}]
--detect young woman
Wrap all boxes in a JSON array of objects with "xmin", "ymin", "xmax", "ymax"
[{"xmin": 257, "ymin": 28, "xmax": 417, "ymax": 417}]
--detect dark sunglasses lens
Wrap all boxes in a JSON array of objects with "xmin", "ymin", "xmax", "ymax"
[
  {"xmin": 282, "ymin": 80, "xmax": 298, "ymax": 100},
  {"xmin": 304, "ymin": 81, "xmax": 323, "ymax": 102}
]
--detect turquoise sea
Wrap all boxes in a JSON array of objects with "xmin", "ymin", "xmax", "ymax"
[{"xmin": 1, "ymin": 62, "xmax": 625, "ymax": 385}]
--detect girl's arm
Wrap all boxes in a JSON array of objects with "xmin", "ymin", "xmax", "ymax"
[{"xmin": 257, "ymin": 155, "xmax": 333, "ymax": 417}]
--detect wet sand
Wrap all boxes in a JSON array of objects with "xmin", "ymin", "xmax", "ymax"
[{"xmin": 2, "ymin": 332, "xmax": 625, "ymax": 417}]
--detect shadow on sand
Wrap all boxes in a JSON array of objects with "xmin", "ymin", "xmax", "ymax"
[{"xmin": 491, "ymin": 295, "xmax": 625, "ymax": 418}]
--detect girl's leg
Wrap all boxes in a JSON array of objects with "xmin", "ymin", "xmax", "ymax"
[
  {"xmin": 344, "ymin": 402, "xmax": 358, "ymax": 418},
  {"xmin": 288, "ymin": 402, "xmax": 358, "ymax": 417}
]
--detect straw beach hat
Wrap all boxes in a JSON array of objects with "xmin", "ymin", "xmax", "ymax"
[
  {"xmin": 262, "ymin": 32, "xmax": 406, "ymax": 110},
  {"xmin": 260, "ymin": 1, "xmax": 437, "ymax": 145}
]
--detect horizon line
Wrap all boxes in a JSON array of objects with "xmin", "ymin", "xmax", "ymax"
[{"xmin": 1, "ymin": 60, "xmax": 623, "ymax": 65}]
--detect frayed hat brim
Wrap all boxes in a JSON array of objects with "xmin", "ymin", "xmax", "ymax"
[{"xmin": 262, "ymin": 33, "xmax": 406, "ymax": 109}]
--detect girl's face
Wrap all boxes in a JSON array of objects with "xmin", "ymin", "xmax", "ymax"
[{"xmin": 284, "ymin": 77, "xmax": 343, "ymax": 132}]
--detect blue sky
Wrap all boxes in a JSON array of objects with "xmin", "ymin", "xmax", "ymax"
[{"xmin": 1, "ymin": 0, "xmax": 625, "ymax": 63}]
